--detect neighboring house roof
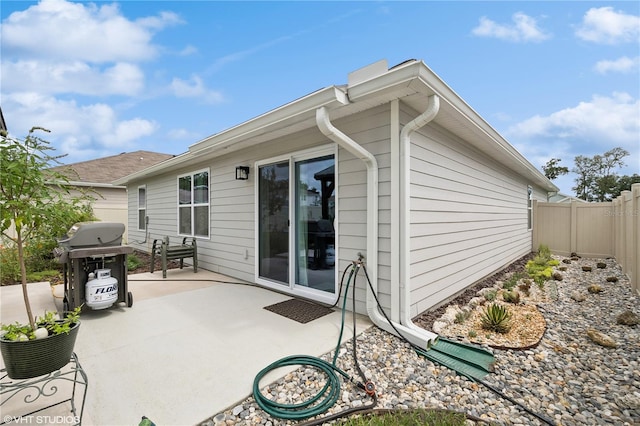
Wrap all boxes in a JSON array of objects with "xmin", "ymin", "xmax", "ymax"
[
  {"xmin": 0, "ymin": 106, "xmax": 7, "ymax": 134},
  {"xmin": 114, "ymin": 59, "xmax": 558, "ymax": 193},
  {"xmin": 548, "ymin": 192, "xmax": 589, "ymax": 203},
  {"xmin": 52, "ymin": 150, "xmax": 174, "ymax": 187}
]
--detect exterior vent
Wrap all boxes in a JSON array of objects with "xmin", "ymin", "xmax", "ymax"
[{"xmin": 348, "ymin": 59, "xmax": 389, "ymax": 87}]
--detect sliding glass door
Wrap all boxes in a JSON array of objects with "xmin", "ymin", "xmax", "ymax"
[
  {"xmin": 257, "ymin": 149, "xmax": 336, "ymax": 299},
  {"xmin": 294, "ymin": 155, "xmax": 335, "ymax": 293},
  {"xmin": 258, "ymin": 161, "xmax": 290, "ymax": 284}
]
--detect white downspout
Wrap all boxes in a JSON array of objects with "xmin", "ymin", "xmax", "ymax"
[
  {"xmin": 316, "ymin": 106, "xmax": 438, "ymax": 349},
  {"xmin": 399, "ymin": 95, "xmax": 440, "ymax": 332}
]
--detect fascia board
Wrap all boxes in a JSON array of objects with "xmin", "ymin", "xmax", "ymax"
[
  {"xmin": 188, "ymin": 86, "xmax": 349, "ymax": 156},
  {"xmin": 112, "ymin": 151, "xmax": 192, "ymax": 185},
  {"xmin": 113, "ymin": 87, "xmax": 349, "ymax": 186}
]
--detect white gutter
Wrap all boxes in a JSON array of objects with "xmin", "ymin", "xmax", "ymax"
[
  {"xmin": 316, "ymin": 106, "xmax": 438, "ymax": 349},
  {"xmin": 399, "ymin": 95, "xmax": 440, "ymax": 332}
]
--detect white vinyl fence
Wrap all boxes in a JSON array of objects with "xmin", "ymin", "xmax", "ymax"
[{"xmin": 533, "ymin": 183, "xmax": 639, "ymax": 295}]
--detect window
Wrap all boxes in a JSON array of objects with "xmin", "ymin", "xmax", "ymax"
[
  {"xmin": 137, "ymin": 186, "xmax": 146, "ymax": 230},
  {"xmin": 178, "ymin": 169, "xmax": 209, "ymax": 237},
  {"xmin": 527, "ymin": 186, "xmax": 533, "ymax": 230}
]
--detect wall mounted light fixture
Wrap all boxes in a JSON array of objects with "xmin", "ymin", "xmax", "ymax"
[{"xmin": 235, "ymin": 166, "xmax": 250, "ymax": 180}]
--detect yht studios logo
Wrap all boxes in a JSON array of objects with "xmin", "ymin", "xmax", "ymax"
[{"xmin": 3, "ymin": 415, "xmax": 80, "ymax": 424}]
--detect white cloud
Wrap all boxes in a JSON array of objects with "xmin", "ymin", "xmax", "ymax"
[
  {"xmin": 508, "ymin": 93, "xmax": 640, "ymax": 184},
  {"xmin": 170, "ymin": 75, "xmax": 224, "ymax": 104},
  {"xmin": 1, "ymin": 60, "xmax": 145, "ymax": 96},
  {"xmin": 594, "ymin": 56, "xmax": 640, "ymax": 74},
  {"xmin": 1, "ymin": 0, "xmax": 182, "ymax": 63},
  {"xmin": 3, "ymin": 92, "xmax": 158, "ymax": 161},
  {"xmin": 509, "ymin": 91, "xmax": 640, "ymax": 194},
  {"xmin": 575, "ymin": 7, "xmax": 640, "ymax": 44},
  {"xmin": 472, "ymin": 12, "xmax": 551, "ymax": 43},
  {"xmin": 0, "ymin": 0, "xmax": 185, "ymax": 162},
  {"xmin": 167, "ymin": 128, "xmax": 201, "ymax": 141},
  {"xmin": 179, "ymin": 45, "xmax": 198, "ymax": 56},
  {"xmin": 509, "ymin": 92, "xmax": 639, "ymax": 146}
]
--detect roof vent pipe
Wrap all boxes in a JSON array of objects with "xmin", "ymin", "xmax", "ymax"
[
  {"xmin": 399, "ymin": 95, "xmax": 440, "ymax": 332},
  {"xmin": 316, "ymin": 106, "xmax": 438, "ymax": 349}
]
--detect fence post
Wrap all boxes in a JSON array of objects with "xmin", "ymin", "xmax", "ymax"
[
  {"xmin": 570, "ymin": 200, "xmax": 578, "ymax": 255},
  {"xmin": 632, "ymin": 183, "xmax": 640, "ymax": 295},
  {"xmin": 532, "ymin": 199, "xmax": 539, "ymax": 252}
]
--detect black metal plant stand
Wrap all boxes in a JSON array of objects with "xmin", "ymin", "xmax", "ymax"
[{"xmin": 0, "ymin": 353, "xmax": 88, "ymax": 425}]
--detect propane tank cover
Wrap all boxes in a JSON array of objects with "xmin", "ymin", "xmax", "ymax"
[{"xmin": 86, "ymin": 268, "xmax": 118, "ymax": 310}]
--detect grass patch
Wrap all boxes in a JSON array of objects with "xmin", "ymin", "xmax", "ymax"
[
  {"xmin": 26, "ymin": 269, "xmax": 62, "ymax": 283},
  {"xmin": 337, "ymin": 408, "xmax": 467, "ymax": 425}
]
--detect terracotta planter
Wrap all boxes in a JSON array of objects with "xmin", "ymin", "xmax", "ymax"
[{"xmin": 1, "ymin": 321, "xmax": 80, "ymax": 379}]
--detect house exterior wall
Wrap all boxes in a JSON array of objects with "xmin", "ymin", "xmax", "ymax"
[
  {"xmin": 124, "ymin": 106, "xmax": 391, "ymax": 314},
  {"xmin": 127, "ymin": 127, "xmax": 341, "ymax": 285},
  {"xmin": 405, "ymin": 108, "xmax": 546, "ymax": 317},
  {"xmin": 124, "ymin": 100, "xmax": 551, "ymax": 319},
  {"xmin": 87, "ymin": 187, "xmax": 129, "ymax": 239},
  {"xmin": 331, "ymin": 105, "xmax": 392, "ymax": 315}
]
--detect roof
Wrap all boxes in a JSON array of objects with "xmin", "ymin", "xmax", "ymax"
[
  {"xmin": 114, "ymin": 59, "xmax": 558, "ymax": 192},
  {"xmin": 0, "ymin": 106, "xmax": 7, "ymax": 134},
  {"xmin": 51, "ymin": 150, "xmax": 174, "ymax": 186},
  {"xmin": 548, "ymin": 192, "xmax": 589, "ymax": 203}
]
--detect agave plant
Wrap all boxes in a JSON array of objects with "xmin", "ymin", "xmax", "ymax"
[{"xmin": 481, "ymin": 303, "xmax": 512, "ymax": 334}]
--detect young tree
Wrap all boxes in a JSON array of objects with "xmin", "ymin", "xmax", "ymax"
[
  {"xmin": 572, "ymin": 155, "xmax": 599, "ymax": 201},
  {"xmin": 572, "ymin": 147, "xmax": 631, "ymax": 201},
  {"xmin": 611, "ymin": 174, "xmax": 640, "ymax": 198},
  {"xmin": 1, "ymin": 128, "xmax": 93, "ymax": 330},
  {"xmin": 542, "ymin": 158, "xmax": 569, "ymax": 181}
]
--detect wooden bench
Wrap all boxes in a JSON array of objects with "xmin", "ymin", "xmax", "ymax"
[{"xmin": 150, "ymin": 236, "xmax": 198, "ymax": 278}]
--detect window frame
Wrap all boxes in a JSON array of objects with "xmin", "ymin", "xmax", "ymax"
[
  {"xmin": 177, "ymin": 168, "xmax": 210, "ymax": 238},
  {"xmin": 137, "ymin": 185, "xmax": 146, "ymax": 231},
  {"xmin": 527, "ymin": 185, "xmax": 533, "ymax": 231}
]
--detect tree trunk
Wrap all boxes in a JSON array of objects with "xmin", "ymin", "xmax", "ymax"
[{"xmin": 16, "ymin": 229, "xmax": 36, "ymax": 331}]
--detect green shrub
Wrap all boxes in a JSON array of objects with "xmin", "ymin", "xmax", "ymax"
[
  {"xmin": 127, "ymin": 253, "xmax": 143, "ymax": 271},
  {"xmin": 1, "ymin": 203, "xmax": 95, "ymax": 285},
  {"xmin": 538, "ymin": 244, "xmax": 552, "ymax": 259},
  {"xmin": 503, "ymin": 290, "xmax": 520, "ymax": 304},
  {"xmin": 503, "ymin": 272, "xmax": 526, "ymax": 290},
  {"xmin": 526, "ymin": 246, "xmax": 560, "ymax": 287},
  {"xmin": 484, "ymin": 290, "xmax": 497, "ymax": 301},
  {"xmin": 0, "ymin": 244, "xmax": 20, "ymax": 285},
  {"xmin": 526, "ymin": 261, "xmax": 554, "ymax": 286},
  {"xmin": 454, "ymin": 310, "xmax": 471, "ymax": 324},
  {"xmin": 481, "ymin": 303, "xmax": 512, "ymax": 334}
]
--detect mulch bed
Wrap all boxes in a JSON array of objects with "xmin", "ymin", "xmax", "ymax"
[{"xmin": 411, "ymin": 253, "xmax": 536, "ymax": 331}]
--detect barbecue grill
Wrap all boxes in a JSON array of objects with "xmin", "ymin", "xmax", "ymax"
[{"xmin": 55, "ymin": 222, "xmax": 133, "ymax": 311}]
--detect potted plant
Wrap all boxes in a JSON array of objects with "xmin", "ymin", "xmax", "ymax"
[
  {"xmin": 0, "ymin": 127, "xmax": 93, "ymax": 379},
  {"xmin": 1, "ymin": 307, "xmax": 82, "ymax": 379}
]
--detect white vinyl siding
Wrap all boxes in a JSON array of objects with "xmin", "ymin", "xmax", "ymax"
[
  {"xmin": 122, "ymin": 100, "xmax": 549, "ymax": 318},
  {"xmin": 333, "ymin": 105, "xmax": 392, "ymax": 315},
  {"xmin": 406, "ymin": 116, "xmax": 537, "ymax": 317}
]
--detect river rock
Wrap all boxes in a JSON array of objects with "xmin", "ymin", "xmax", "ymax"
[
  {"xmin": 586, "ymin": 328, "xmax": 617, "ymax": 348},
  {"xmin": 616, "ymin": 310, "xmax": 639, "ymax": 326}
]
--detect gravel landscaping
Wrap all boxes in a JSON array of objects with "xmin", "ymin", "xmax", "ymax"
[{"xmin": 203, "ymin": 255, "xmax": 639, "ymax": 426}]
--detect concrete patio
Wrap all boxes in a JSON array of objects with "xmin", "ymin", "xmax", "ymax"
[{"xmin": 0, "ymin": 268, "xmax": 372, "ymax": 425}]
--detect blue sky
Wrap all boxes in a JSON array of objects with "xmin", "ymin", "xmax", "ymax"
[{"xmin": 1, "ymin": 1, "xmax": 638, "ymax": 196}]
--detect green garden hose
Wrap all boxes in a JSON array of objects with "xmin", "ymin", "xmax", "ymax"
[
  {"xmin": 252, "ymin": 264, "xmax": 376, "ymax": 422},
  {"xmin": 252, "ymin": 354, "xmax": 351, "ymax": 420}
]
